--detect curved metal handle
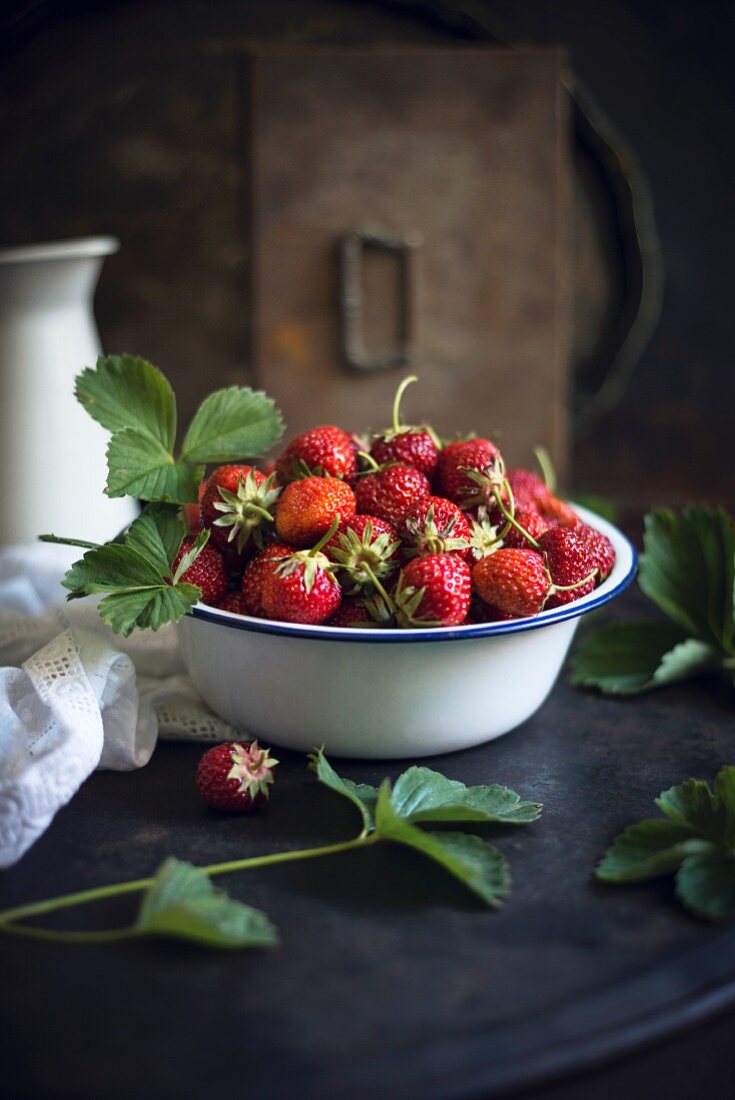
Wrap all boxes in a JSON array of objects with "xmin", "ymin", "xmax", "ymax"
[{"xmin": 339, "ymin": 225, "xmax": 422, "ymax": 373}]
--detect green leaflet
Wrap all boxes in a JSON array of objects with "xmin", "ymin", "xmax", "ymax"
[
  {"xmin": 374, "ymin": 783, "xmax": 511, "ymax": 907},
  {"xmin": 136, "ymin": 859, "xmax": 278, "ymax": 949},
  {"xmin": 76, "ymin": 354, "xmax": 176, "ymax": 450},
  {"xmin": 597, "ymin": 766, "xmax": 735, "ymax": 920},
  {"xmin": 76, "ymin": 356, "xmax": 284, "ymax": 506},
  {"xmin": 571, "ymin": 506, "xmax": 735, "ymax": 696},
  {"xmin": 570, "ymin": 622, "xmax": 719, "ymax": 695},
  {"xmin": 307, "ymin": 748, "xmax": 379, "ymax": 832},
  {"xmin": 388, "ymin": 766, "xmax": 541, "ymax": 824},
  {"xmin": 639, "ymin": 507, "xmax": 735, "ymax": 654},
  {"xmin": 61, "ymin": 505, "xmax": 203, "ymax": 636},
  {"xmin": 105, "ymin": 427, "xmax": 204, "ymax": 504},
  {"xmin": 181, "ymin": 387, "xmax": 284, "ymax": 464}
]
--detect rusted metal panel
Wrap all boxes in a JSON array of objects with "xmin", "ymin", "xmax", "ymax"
[{"xmin": 250, "ymin": 47, "xmax": 571, "ymax": 474}]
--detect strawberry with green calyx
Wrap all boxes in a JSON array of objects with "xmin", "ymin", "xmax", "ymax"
[
  {"xmin": 262, "ymin": 518, "xmax": 343, "ymax": 624},
  {"xmin": 274, "ymin": 475, "xmax": 356, "ymax": 548},
  {"xmin": 196, "ymin": 741, "xmax": 278, "ymax": 812},
  {"xmin": 353, "ymin": 456, "xmax": 431, "ymax": 527},
  {"xmin": 369, "ymin": 375, "xmax": 440, "ymax": 478},
  {"xmin": 276, "ymin": 425, "xmax": 358, "ymax": 483},
  {"xmin": 400, "ymin": 496, "xmax": 473, "ymax": 562},
  {"xmin": 240, "ymin": 541, "xmax": 294, "ymax": 617},
  {"xmin": 200, "ymin": 464, "xmax": 281, "ymax": 554},
  {"xmin": 394, "ymin": 553, "xmax": 472, "ymax": 627},
  {"xmin": 325, "ymin": 514, "xmax": 400, "ymax": 595},
  {"xmin": 466, "ymin": 510, "xmax": 503, "ymax": 562},
  {"xmin": 433, "ymin": 438, "xmax": 501, "ymax": 507},
  {"xmin": 172, "ymin": 535, "xmax": 228, "ymax": 607}
]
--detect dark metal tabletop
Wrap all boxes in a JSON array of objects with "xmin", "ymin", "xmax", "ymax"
[{"xmin": 2, "ymin": 589, "xmax": 734, "ymax": 1100}]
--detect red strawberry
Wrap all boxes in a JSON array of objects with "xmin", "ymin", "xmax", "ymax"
[
  {"xmin": 354, "ymin": 464, "xmax": 430, "ymax": 527},
  {"xmin": 538, "ymin": 526, "xmax": 598, "ymax": 608},
  {"xmin": 216, "ymin": 591, "xmax": 249, "ymax": 615},
  {"xmin": 491, "ymin": 505, "xmax": 551, "ymax": 549},
  {"xmin": 324, "ymin": 514, "xmax": 400, "ymax": 594},
  {"xmin": 183, "ymin": 479, "xmax": 208, "ymax": 535},
  {"xmin": 369, "ymin": 376, "xmax": 439, "ymax": 478},
  {"xmin": 433, "ymin": 438, "xmax": 502, "ymax": 507},
  {"xmin": 200, "ymin": 465, "xmax": 280, "ymax": 553},
  {"xmin": 172, "ymin": 537, "xmax": 228, "ymax": 606},
  {"xmin": 196, "ymin": 741, "xmax": 278, "ymax": 812},
  {"xmin": 240, "ymin": 542, "xmax": 293, "ymax": 617},
  {"xmin": 262, "ymin": 555, "xmax": 342, "ymax": 624},
  {"xmin": 395, "ymin": 553, "xmax": 472, "ymax": 627},
  {"xmin": 327, "ymin": 598, "xmax": 377, "ymax": 628},
  {"xmin": 472, "ymin": 548, "xmax": 551, "ymax": 618},
  {"xmin": 276, "ymin": 425, "xmax": 357, "ymax": 483},
  {"xmin": 507, "ymin": 468, "xmax": 578, "ymax": 526},
  {"xmin": 574, "ymin": 522, "xmax": 616, "ymax": 581},
  {"xmin": 275, "ymin": 476, "xmax": 356, "ymax": 548},
  {"xmin": 400, "ymin": 496, "xmax": 473, "ymax": 561}
]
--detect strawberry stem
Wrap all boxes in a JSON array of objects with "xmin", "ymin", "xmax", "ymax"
[
  {"xmin": 392, "ymin": 374, "xmax": 418, "ymax": 433},
  {"xmin": 38, "ymin": 534, "xmax": 101, "ymax": 550},
  {"xmin": 492, "ymin": 486, "xmax": 540, "ymax": 550},
  {"xmin": 0, "ymin": 833, "xmax": 379, "ymax": 943}
]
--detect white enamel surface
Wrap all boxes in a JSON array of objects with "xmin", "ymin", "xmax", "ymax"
[
  {"xmin": 176, "ymin": 508, "xmax": 635, "ymax": 759},
  {"xmin": 0, "ymin": 236, "xmax": 137, "ymax": 545}
]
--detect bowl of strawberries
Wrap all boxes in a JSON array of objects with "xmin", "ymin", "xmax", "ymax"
[{"xmin": 176, "ymin": 379, "xmax": 636, "ymax": 758}]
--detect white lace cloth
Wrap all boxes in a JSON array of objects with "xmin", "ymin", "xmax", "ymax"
[{"xmin": 0, "ymin": 544, "xmax": 240, "ymax": 868}]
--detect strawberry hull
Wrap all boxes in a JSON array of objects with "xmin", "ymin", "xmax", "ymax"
[{"xmin": 177, "ymin": 508, "xmax": 636, "ymax": 759}]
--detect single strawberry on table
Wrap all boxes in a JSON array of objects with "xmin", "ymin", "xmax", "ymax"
[{"xmin": 196, "ymin": 741, "xmax": 278, "ymax": 812}]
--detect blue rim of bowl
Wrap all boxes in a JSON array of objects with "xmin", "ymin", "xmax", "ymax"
[{"xmin": 188, "ymin": 507, "xmax": 638, "ymax": 645}]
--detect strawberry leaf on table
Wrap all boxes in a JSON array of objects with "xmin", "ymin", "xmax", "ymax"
[
  {"xmin": 388, "ymin": 766, "xmax": 541, "ymax": 825},
  {"xmin": 571, "ymin": 507, "xmax": 735, "ymax": 695},
  {"xmin": 570, "ymin": 621, "xmax": 720, "ymax": 695},
  {"xmin": 61, "ymin": 504, "xmax": 203, "ymax": 636},
  {"xmin": 374, "ymin": 783, "xmax": 511, "ymax": 906},
  {"xmin": 307, "ymin": 748, "xmax": 379, "ymax": 832},
  {"xmin": 135, "ymin": 858, "xmax": 278, "ymax": 949},
  {"xmin": 75, "ymin": 356, "xmax": 284, "ymax": 505},
  {"xmin": 597, "ymin": 766, "xmax": 735, "ymax": 919}
]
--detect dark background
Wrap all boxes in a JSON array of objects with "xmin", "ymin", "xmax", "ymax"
[
  {"xmin": 1, "ymin": 0, "xmax": 734, "ymax": 513},
  {"xmin": 1, "ymin": 3, "xmax": 734, "ymax": 1098}
]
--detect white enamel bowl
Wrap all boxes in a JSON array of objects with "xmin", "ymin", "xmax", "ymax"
[{"xmin": 177, "ymin": 507, "xmax": 636, "ymax": 759}]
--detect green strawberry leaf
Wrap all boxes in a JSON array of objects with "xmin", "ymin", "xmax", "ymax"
[
  {"xmin": 597, "ymin": 766, "xmax": 735, "ymax": 919},
  {"xmin": 675, "ymin": 849, "xmax": 735, "ymax": 920},
  {"xmin": 595, "ymin": 819, "xmax": 707, "ymax": 882},
  {"xmin": 570, "ymin": 621, "xmax": 719, "ymax": 695},
  {"xmin": 181, "ymin": 387, "xmax": 284, "ymax": 464},
  {"xmin": 308, "ymin": 748, "xmax": 379, "ymax": 832},
  {"xmin": 375, "ymin": 783, "xmax": 510, "ymax": 906},
  {"xmin": 106, "ymin": 427, "xmax": 204, "ymax": 504},
  {"xmin": 389, "ymin": 766, "xmax": 541, "ymax": 825},
  {"xmin": 75, "ymin": 354, "xmax": 177, "ymax": 450},
  {"xmin": 125, "ymin": 503, "xmax": 186, "ymax": 576},
  {"xmin": 639, "ymin": 507, "xmax": 735, "ymax": 654},
  {"xmin": 97, "ymin": 582, "xmax": 201, "ymax": 637},
  {"xmin": 135, "ymin": 858, "xmax": 278, "ymax": 948},
  {"xmin": 63, "ymin": 542, "xmax": 166, "ymax": 596}
]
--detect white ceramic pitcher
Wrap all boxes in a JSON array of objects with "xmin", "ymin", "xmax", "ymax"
[{"xmin": 0, "ymin": 237, "xmax": 138, "ymax": 545}]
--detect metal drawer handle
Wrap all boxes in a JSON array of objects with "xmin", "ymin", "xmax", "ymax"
[{"xmin": 339, "ymin": 225, "xmax": 422, "ymax": 373}]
